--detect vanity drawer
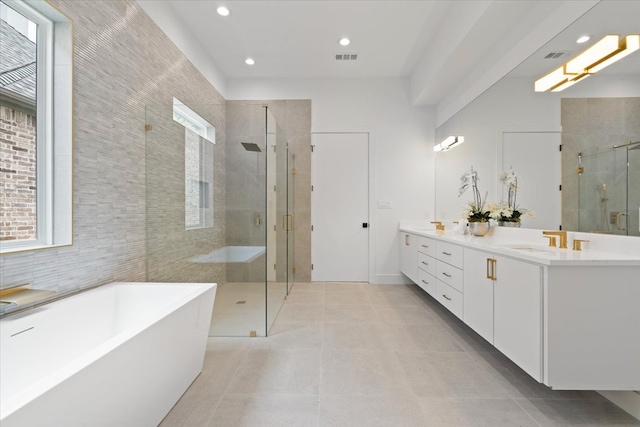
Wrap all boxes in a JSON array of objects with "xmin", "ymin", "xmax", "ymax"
[
  {"xmin": 417, "ymin": 252, "xmax": 436, "ymax": 276},
  {"xmin": 436, "ymin": 260, "xmax": 463, "ymax": 293},
  {"xmin": 418, "ymin": 236, "xmax": 437, "ymax": 257},
  {"xmin": 436, "ymin": 241, "xmax": 463, "ymax": 268},
  {"xmin": 437, "ymin": 280, "xmax": 463, "ymax": 320},
  {"xmin": 417, "ymin": 268, "xmax": 436, "ymax": 297}
]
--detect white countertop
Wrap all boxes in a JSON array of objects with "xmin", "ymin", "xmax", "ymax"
[{"xmin": 399, "ymin": 226, "xmax": 640, "ymax": 266}]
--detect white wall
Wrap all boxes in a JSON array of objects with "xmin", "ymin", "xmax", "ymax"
[{"xmin": 228, "ymin": 78, "xmax": 435, "ymax": 284}]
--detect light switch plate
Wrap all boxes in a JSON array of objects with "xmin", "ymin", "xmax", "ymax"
[{"xmin": 377, "ymin": 200, "xmax": 391, "ymax": 209}]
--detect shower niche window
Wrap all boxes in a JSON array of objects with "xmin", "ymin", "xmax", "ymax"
[{"xmin": 173, "ymin": 98, "xmax": 215, "ymax": 230}]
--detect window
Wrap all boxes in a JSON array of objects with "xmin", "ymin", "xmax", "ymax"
[
  {"xmin": 0, "ymin": 0, "xmax": 72, "ymax": 253},
  {"xmin": 172, "ymin": 98, "xmax": 215, "ymax": 230}
]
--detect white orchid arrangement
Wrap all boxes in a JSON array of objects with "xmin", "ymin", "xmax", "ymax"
[
  {"xmin": 494, "ymin": 168, "xmax": 534, "ymax": 222},
  {"xmin": 459, "ymin": 167, "xmax": 491, "ymax": 222}
]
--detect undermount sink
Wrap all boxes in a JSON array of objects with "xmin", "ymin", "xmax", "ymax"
[{"xmin": 500, "ymin": 245, "xmax": 554, "ymax": 255}]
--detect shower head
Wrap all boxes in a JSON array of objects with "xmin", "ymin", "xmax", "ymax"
[{"xmin": 241, "ymin": 142, "xmax": 261, "ymax": 152}]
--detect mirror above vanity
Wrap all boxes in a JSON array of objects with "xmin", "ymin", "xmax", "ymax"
[{"xmin": 434, "ymin": 0, "xmax": 640, "ymax": 237}]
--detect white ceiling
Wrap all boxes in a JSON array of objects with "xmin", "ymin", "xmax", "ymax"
[{"xmin": 138, "ymin": 0, "xmax": 638, "ymax": 113}]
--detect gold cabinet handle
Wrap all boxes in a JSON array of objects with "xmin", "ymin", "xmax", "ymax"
[
  {"xmin": 421, "ymin": 261, "xmax": 428, "ymax": 266},
  {"xmin": 442, "ymin": 294, "xmax": 452, "ymax": 301},
  {"xmin": 442, "ymin": 272, "xmax": 452, "ymax": 278},
  {"xmin": 421, "ymin": 244, "xmax": 429, "ymax": 248},
  {"xmin": 616, "ymin": 212, "xmax": 627, "ymax": 231},
  {"xmin": 442, "ymin": 251, "xmax": 452, "ymax": 256},
  {"xmin": 405, "ymin": 234, "xmax": 409, "ymax": 246},
  {"xmin": 421, "ymin": 280, "xmax": 429, "ymax": 285},
  {"xmin": 486, "ymin": 258, "xmax": 492, "ymax": 279},
  {"xmin": 491, "ymin": 259, "xmax": 497, "ymax": 280}
]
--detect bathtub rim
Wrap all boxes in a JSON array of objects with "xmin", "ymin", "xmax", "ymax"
[{"xmin": 0, "ymin": 281, "xmax": 217, "ymax": 420}]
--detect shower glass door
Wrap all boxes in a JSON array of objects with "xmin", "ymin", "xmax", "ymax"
[
  {"xmin": 578, "ymin": 144, "xmax": 638, "ymax": 236},
  {"xmin": 146, "ymin": 103, "xmax": 293, "ymax": 337}
]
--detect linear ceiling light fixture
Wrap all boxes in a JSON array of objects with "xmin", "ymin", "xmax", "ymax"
[
  {"xmin": 535, "ymin": 34, "xmax": 640, "ymax": 92},
  {"xmin": 434, "ymin": 136, "xmax": 464, "ymax": 152}
]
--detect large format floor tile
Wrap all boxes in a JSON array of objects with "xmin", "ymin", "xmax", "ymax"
[
  {"xmin": 207, "ymin": 395, "xmax": 319, "ymax": 427},
  {"xmin": 161, "ymin": 282, "xmax": 640, "ymax": 426}
]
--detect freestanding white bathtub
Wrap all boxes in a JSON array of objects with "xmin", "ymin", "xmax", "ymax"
[{"xmin": 0, "ymin": 282, "xmax": 217, "ymax": 427}]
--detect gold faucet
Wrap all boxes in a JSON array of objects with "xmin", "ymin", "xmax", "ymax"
[
  {"xmin": 542, "ymin": 230, "xmax": 567, "ymax": 249},
  {"xmin": 431, "ymin": 221, "xmax": 445, "ymax": 231},
  {"xmin": 572, "ymin": 239, "xmax": 589, "ymax": 251}
]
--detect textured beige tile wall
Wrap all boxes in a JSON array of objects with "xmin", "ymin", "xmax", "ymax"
[
  {"xmin": 224, "ymin": 101, "xmax": 312, "ymax": 284},
  {"xmin": 561, "ymin": 97, "xmax": 640, "ymax": 233},
  {"xmin": 224, "ymin": 103, "xmax": 267, "ymax": 283},
  {"xmin": 146, "ymin": 104, "xmax": 226, "ymax": 283},
  {"xmin": 226, "ymin": 100, "xmax": 312, "ymax": 284},
  {"xmin": 1, "ymin": 0, "xmax": 226, "ymax": 299}
]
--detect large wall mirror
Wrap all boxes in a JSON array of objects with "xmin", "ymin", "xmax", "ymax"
[{"xmin": 434, "ymin": 0, "xmax": 640, "ymax": 237}]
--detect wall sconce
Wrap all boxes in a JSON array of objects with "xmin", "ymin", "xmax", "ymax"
[
  {"xmin": 535, "ymin": 34, "xmax": 640, "ymax": 92},
  {"xmin": 434, "ymin": 136, "xmax": 464, "ymax": 152}
]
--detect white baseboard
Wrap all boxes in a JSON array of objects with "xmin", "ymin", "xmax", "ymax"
[
  {"xmin": 598, "ymin": 391, "xmax": 640, "ymax": 421},
  {"xmin": 372, "ymin": 274, "xmax": 412, "ymax": 285}
]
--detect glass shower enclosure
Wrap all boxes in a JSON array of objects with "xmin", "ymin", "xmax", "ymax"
[
  {"xmin": 577, "ymin": 140, "xmax": 640, "ymax": 236},
  {"xmin": 145, "ymin": 102, "xmax": 294, "ymax": 337}
]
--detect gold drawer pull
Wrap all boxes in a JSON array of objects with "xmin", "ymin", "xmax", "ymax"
[
  {"xmin": 421, "ymin": 280, "xmax": 429, "ymax": 285},
  {"xmin": 421, "ymin": 245, "xmax": 429, "ymax": 248},
  {"xmin": 442, "ymin": 251, "xmax": 452, "ymax": 256},
  {"xmin": 421, "ymin": 261, "xmax": 428, "ymax": 265},
  {"xmin": 442, "ymin": 272, "xmax": 452, "ymax": 278},
  {"xmin": 442, "ymin": 294, "xmax": 452, "ymax": 301}
]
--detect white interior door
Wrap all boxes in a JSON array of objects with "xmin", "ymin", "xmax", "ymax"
[
  {"xmin": 502, "ymin": 132, "xmax": 561, "ymax": 230},
  {"xmin": 311, "ymin": 133, "xmax": 368, "ymax": 282}
]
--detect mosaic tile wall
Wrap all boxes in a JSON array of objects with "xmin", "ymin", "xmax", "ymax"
[
  {"xmin": 1, "ymin": 0, "xmax": 226, "ymax": 299},
  {"xmin": 226, "ymin": 100, "xmax": 312, "ymax": 284}
]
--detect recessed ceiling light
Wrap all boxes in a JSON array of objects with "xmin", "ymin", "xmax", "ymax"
[
  {"xmin": 338, "ymin": 37, "xmax": 350, "ymax": 46},
  {"xmin": 245, "ymin": 58, "xmax": 255, "ymax": 65},
  {"xmin": 576, "ymin": 35, "xmax": 590, "ymax": 44},
  {"xmin": 217, "ymin": 6, "xmax": 230, "ymax": 16}
]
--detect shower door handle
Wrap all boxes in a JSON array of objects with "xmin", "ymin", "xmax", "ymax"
[
  {"xmin": 615, "ymin": 212, "xmax": 627, "ymax": 231},
  {"xmin": 282, "ymin": 213, "xmax": 293, "ymax": 230}
]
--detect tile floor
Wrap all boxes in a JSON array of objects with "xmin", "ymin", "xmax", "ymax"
[
  {"xmin": 160, "ymin": 282, "xmax": 640, "ymax": 427},
  {"xmin": 209, "ymin": 282, "xmax": 288, "ymax": 337}
]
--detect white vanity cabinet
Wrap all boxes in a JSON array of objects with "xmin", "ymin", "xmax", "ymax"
[
  {"xmin": 399, "ymin": 226, "xmax": 640, "ymax": 389},
  {"xmin": 463, "ymin": 247, "xmax": 542, "ymax": 381},
  {"xmin": 435, "ymin": 240, "xmax": 464, "ymax": 319},
  {"xmin": 417, "ymin": 237, "xmax": 437, "ymax": 296},
  {"xmin": 400, "ymin": 232, "xmax": 418, "ymax": 284}
]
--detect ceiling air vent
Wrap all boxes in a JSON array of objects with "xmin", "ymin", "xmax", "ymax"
[
  {"xmin": 544, "ymin": 52, "xmax": 568, "ymax": 59},
  {"xmin": 335, "ymin": 53, "xmax": 358, "ymax": 61}
]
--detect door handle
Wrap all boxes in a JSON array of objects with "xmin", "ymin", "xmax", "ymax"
[
  {"xmin": 615, "ymin": 212, "xmax": 627, "ymax": 231},
  {"xmin": 282, "ymin": 213, "xmax": 293, "ymax": 230}
]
